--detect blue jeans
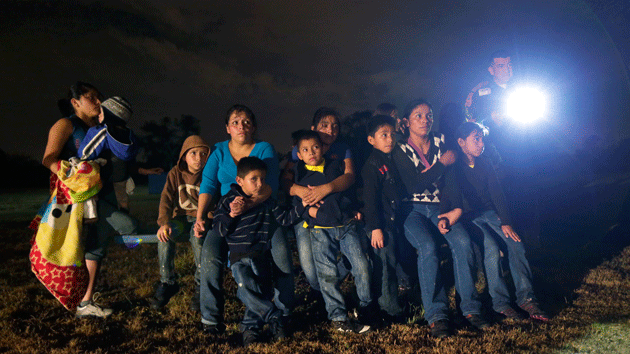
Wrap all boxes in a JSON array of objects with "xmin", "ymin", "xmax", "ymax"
[
  {"xmin": 231, "ymin": 255, "xmax": 282, "ymax": 331},
  {"xmin": 295, "ymin": 224, "xmax": 352, "ymax": 293},
  {"xmin": 295, "ymin": 224, "xmax": 320, "ymax": 291},
  {"xmin": 469, "ymin": 210, "xmax": 536, "ymax": 311},
  {"xmin": 157, "ymin": 216, "xmax": 204, "ymax": 285},
  {"xmin": 311, "ymin": 222, "xmax": 372, "ymax": 321},
  {"xmin": 400, "ymin": 203, "xmax": 481, "ymax": 324},
  {"xmin": 85, "ymin": 193, "xmax": 138, "ymax": 261},
  {"xmin": 200, "ymin": 226, "xmax": 295, "ymax": 325},
  {"xmin": 365, "ymin": 226, "xmax": 402, "ymax": 316}
]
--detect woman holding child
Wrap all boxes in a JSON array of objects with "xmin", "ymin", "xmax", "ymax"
[
  {"xmin": 194, "ymin": 105, "xmax": 294, "ymax": 334},
  {"xmin": 42, "ymin": 83, "xmax": 138, "ymax": 318},
  {"xmin": 392, "ymin": 99, "xmax": 486, "ymax": 338},
  {"xmin": 281, "ymin": 107, "xmax": 356, "ymax": 293}
]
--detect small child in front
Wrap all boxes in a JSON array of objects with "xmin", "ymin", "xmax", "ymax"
[
  {"xmin": 450, "ymin": 122, "xmax": 549, "ymax": 321},
  {"xmin": 213, "ymin": 156, "xmax": 307, "ymax": 347},
  {"xmin": 361, "ymin": 115, "xmax": 406, "ymax": 323},
  {"xmin": 151, "ymin": 135, "xmax": 210, "ymax": 311},
  {"xmin": 293, "ymin": 130, "xmax": 372, "ymax": 334}
]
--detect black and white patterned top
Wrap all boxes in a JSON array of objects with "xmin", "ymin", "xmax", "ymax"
[{"xmin": 396, "ymin": 132, "xmax": 446, "ymax": 203}]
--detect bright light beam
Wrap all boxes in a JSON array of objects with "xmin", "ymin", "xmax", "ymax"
[{"xmin": 506, "ymin": 87, "xmax": 546, "ymax": 124}]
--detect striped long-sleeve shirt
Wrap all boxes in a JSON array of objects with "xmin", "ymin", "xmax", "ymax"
[{"xmin": 213, "ymin": 183, "xmax": 306, "ymax": 263}]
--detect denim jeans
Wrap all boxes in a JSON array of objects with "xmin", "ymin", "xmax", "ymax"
[
  {"xmin": 365, "ymin": 226, "xmax": 402, "ymax": 316},
  {"xmin": 200, "ymin": 226, "xmax": 295, "ymax": 325},
  {"xmin": 311, "ymin": 222, "xmax": 372, "ymax": 321},
  {"xmin": 400, "ymin": 202, "xmax": 481, "ymax": 324},
  {"xmin": 157, "ymin": 216, "xmax": 204, "ymax": 285},
  {"xmin": 231, "ymin": 255, "xmax": 282, "ymax": 331},
  {"xmin": 469, "ymin": 209, "xmax": 536, "ymax": 311},
  {"xmin": 85, "ymin": 193, "xmax": 138, "ymax": 261},
  {"xmin": 295, "ymin": 224, "xmax": 320, "ymax": 291},
  {"xmin": 295, "ymin": 224, "xmax": 352, "ymax": 293}
]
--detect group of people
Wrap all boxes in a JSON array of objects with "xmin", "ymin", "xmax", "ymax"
[{"xmin": 41, "ymin": 50, "xmax": 549, "ymax": 347}]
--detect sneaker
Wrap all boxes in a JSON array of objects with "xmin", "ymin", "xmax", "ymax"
[
  {"xmin": 76, "ymin": 301, "xmax": 113, "ymax": 318},
  {"xmin": 356, "ymin": 302, "xmax": 379, "ymax": 325},
  {"xmin": 466, "ymin": 314, "xmax": 491, "ymax": 330},
  {"xmin": 519, "ymin": 299, "xmax": 550, "ymax": 322},
  {"xmin": 333, "ymin": 319, "xmax": 371, "ymax": 334},
  {"xmin": 429, "ymin": 319, "xmax": 451, "ymax": 338},
  {"xmin": 150, "ymin": 282, "xmax": 180, "ymax": 309},
  {"xmin": 202, "ymin": 323, "xmax": 226, "ymax": 335},
  {"xmin": 242, "ymin": 328, "xmax": 262, "ymax": 347},
  {"xmin": 189, "ymin": 285, "xmax": 200, "ymax": 312},
  {"xmin": 270, "ymin": 317, "xmax": 287, "ymax": 341},
  {"xmin": 498, "ymin": 306, "xmax": 526, "ymax": 320}
]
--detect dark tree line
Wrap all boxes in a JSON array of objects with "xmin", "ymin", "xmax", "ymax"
[{"xmin": 136, "ymin": 114, "xmax": 201, "ymax": 171}]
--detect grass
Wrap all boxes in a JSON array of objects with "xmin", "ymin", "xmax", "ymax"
[{"xmin": 1, "ymin": 185, "xmax": 630, "ymax": 353}]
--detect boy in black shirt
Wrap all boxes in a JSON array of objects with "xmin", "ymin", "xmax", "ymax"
[
  {"xmin": 361, "ymin": 115, "xmax": 406, "ymax": 323},
  {"xmin": 293, "ymin": 130, "xmax": 372, "ymax": 334}
]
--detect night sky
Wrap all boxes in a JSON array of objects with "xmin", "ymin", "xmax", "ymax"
[{"xmin": 1, "ymin": 0, "xmax": 628, "ymax": 162}]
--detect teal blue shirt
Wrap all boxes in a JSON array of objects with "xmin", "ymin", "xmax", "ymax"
[{"xmin": 199, "ymin": 140, "xmax": 279, "ymax": 197}]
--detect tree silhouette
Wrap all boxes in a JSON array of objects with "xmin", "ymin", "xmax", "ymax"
[{"xmin": 136, "ymin": 115, "xmax": 201, "ymax": 170}]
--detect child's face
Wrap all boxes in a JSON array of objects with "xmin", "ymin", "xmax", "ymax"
[
  {"xmin": 297, "ymin": 138, "xmax": 324, "ymax": 166},
  {"xmin": 368, "ymin": 124, "xmax": 395, "ymax": 154},
  {"xmin": 185, "ymin": 147, "xmax": 209, "ymax": 173},
  {"xmin": 407, "ymin": 104, "xmax": 433, "ymax": 139},
  {"xmin": 458, "ymin": 130, "xmax": 485, "ymax": 158},
  {"xmin": 236, "ymin": 169, "xmax": 267, "ymax": 196},
  {"xmin": 312, "ymin": 115, "xmax": 339, "ymax": 146}
]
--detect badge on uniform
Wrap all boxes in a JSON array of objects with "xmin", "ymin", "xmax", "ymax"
[{"xmin": 479, "ymin": 88, "xmax": 491, "ymax": 96}]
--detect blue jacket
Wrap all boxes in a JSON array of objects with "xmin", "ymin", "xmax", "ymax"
[{"xmin": 79, "ymin": 122, "xmax": 138, "ymax": 161}]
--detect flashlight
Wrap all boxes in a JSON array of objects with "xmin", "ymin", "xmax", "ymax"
[{"xmin": 506, "ymin": 87, "xmax": 546, "ymax": 124}]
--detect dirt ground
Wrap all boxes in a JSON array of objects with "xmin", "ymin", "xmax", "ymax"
[{"xmin": 1, "ymin": 183, "xmax": 629, "ymax": 353}]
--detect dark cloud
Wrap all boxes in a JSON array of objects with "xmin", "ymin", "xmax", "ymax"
[{"xmin": 0, "ymin": 0, "xmax": 628, "ymax": 161}]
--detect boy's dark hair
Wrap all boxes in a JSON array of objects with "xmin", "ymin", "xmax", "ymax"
[
  {"xmin": 237, "ymin": 156, "xmax": 267, "ymax": 178},
  {"xmin": 295, "ymin": 130, "xmax": 323, "ymax": 148},
  {"xmin": 367, "ymin": 115, "xmax": 396, "ymax": 137},
  {"xmin": 374, "ymin": 103, "xmax": 397, "ymax": 116},
  {"xmin": 226, "ymin": 104, "xmax": 257, "ymax": 128},
  {"xmin": 489, "ymin": 50, "xmax": 511, "ymax": 65},
  {"xmin": 455, "ymin": 121, "xmax": 488, "ymax": 142},
  {"xmin": 312, "ymin": 107, "xmax": 339, "ymax": 128}
]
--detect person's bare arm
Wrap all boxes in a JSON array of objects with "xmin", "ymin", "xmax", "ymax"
[
  {"xmin": 194, "ymin": 193, "xmax": 213, "ymax": 237},
  {"xmin": 42, "ymin": 118, "xmax": 73, "ymax": 174}
]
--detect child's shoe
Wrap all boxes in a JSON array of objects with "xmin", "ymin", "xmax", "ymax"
[
  {"xmin": 429, "ymin": 319, "xmax": 451, "ymax": 338},
  {"xmin": 150, "ymin": 281, "xmax": 180, "ymax": 309},
  {"xmin": 76, "ymin": 301, "xmax": 113, "ymax": 318},
  {"xmin": 333, "ymin": 319, "xmax": 371, "ymax": 334},
  {"xmin": 519, "ymin": 299, "xmax": 550, "ymax": 322},
  {"xmin": 466, "ymin": 314, "xmax": 491, "ymax": 330},
  {"xmin": 270, "ymin": 316, "xmax": 287, "ymax": 341},
  {"xmin": 498, "ymin": 306, "xmax": 527, "ymax": 320},
  {"xmin": 242, "ymin": 328, "xmax": 262, "ymax": 347}
]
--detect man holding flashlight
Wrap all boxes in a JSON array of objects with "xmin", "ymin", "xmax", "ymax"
[
  {"xmin": 465, "ymin": 50, "xmax": 513, "ymax": 126},
  {"xmin": 464, "ymin": 50, "xmax": 514, "ymax": 170},
  {"xmin": 465, "ymin": 50, "xmax": 543, "ymax": 248}
]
